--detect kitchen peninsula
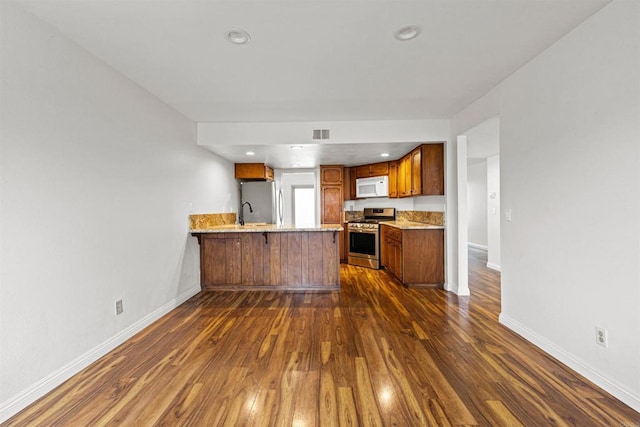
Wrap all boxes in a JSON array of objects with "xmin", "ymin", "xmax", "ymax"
[{"xmin": 191, "ymin": 223, "xmax": 343, "ymax": 291}]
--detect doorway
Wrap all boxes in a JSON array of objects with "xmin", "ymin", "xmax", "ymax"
[
  {"xmin": 458, "ymin": 117, "xmax": 501, "ymax": 295},
  {"xmin": 292, "ymin": 185, "xmax": 315, "ymax": 226}
]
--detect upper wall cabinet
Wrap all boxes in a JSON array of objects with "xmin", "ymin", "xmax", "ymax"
[
  {"xmin": 235, "ymin": 163, "xmax": 274, "ymax": 181},
  {"xmin": 388, "ymin": 161, "xmax": 398, "ymax": 198},
  {"xmin": 419, "ymin": 143, "xmax": 444, "ymax": 196},
  {"xmin": 320, "ymin": 165, "xmax": 343, "ymax": 185},
  {"xmin": 397, "ymin": 143, "xmax": 444, "ymax": 197},
  {"xmin": 355, "ymin": 161, "xmax": 389, "ymax": 178}
]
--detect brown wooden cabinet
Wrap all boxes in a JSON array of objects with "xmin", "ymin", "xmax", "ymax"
[
  {"xmin": 398, "ymin": 154, "xmax": 412, "ymax": 197},
  {"xmin": 320, "ymin": 165, "xmax": 344, "ymax": 225},
  {"xmin": 411, "ymin": 147, "xmax": 422, "ymax": 196},
  {"xmin": 321, "ymin": 185, "xmax": 343, "ymax": 224},
  {"xmin": 380, "ymin": 225, "xmax": 444, "ymax": 287},
  {"xmin": 320, "ymin": 165, "xmax": 343, "ymax": 185},
  {"xmin": 235, "ymin": 163, "xmax": 274, "ymax": 181},
  {"xmin": 388, "ymin": 161, "xmax": 398, "ymax": 198},
  {"xmin": 420, "ymin": 143, "xmax": 445, "ymax": 196},
  {"xmin": 381, "ymin": 225, "xmax": 403, "ymax": 282},
  {"xmin": 197, "ymin": 231, "xmax": 340, "ymax": 290},
  {"xmin": 343, "ymin": 167, "xmax": 352, "ymax": 201},
  {"xmin": 355, "ymin": 161, "xmax": 389, "ymax": 178},
  {"xmin": 349, "ymin": 167, "xmax": 357, "ymax": 199},
  {"xmin": 395, "ymin": 143, "xmax": 445, "ymax": 197}
]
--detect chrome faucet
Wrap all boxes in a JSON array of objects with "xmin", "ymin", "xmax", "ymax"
[{"xmin": 239, "ymin": 201, "xmax": 253, "ymax": 226}]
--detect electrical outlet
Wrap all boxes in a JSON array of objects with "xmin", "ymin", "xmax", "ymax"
[
  {"xmin": 595, "ymin": 327, "xmax": 608, "ymax": 348},
  {"xmin": 115, "ymin": 299, "xmax": 123, "ymax": 315},
  {"xmin": 505, "ymin": 208, "xmax": 512, "ymax": 221}
]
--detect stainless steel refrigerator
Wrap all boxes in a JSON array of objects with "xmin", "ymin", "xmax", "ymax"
[{"xmin": 239, "ymin": 181, "xmax": 279, "ymax": 224}]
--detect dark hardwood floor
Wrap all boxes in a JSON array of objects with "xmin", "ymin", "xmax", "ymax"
[{"xmin": 5, "ymin": 248, "xmax": 639, "ymax": 426}]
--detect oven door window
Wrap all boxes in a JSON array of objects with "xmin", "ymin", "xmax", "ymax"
[{"xmin": 349, "ymin": 232, "xmax": 376, "ymax": 256}]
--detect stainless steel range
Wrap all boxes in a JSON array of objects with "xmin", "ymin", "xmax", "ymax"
[{"xmin": 347, "ymin": 208, "xmax": 395, "ymax": 269}]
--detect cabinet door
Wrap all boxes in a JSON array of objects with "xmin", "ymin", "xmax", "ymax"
[
  {"xmin": 420, "ymin": 143, "xmax": 445, "ymax": 195},
  {"xmin": 397, "ymin": 157, "xmax": 405, "ymax": 196},
  {"xmin": 321, "ymin": 165, "xmax": 343, "ymax": 184},
  {"xmin": 343, "ymin": 167, "xmax": 351, "ymax": 201},
  {"xmin": 369, "ymin": 161, "xmax": 389, "ymax": 176},
  {"xmin": 400, "ymin": 155, "xmax": 412, "ymax": 197},
  {"xmin": 411, "ymin": 147, "xmax": 422, "ymax": 195},
  {"xmin": 394, "ymin": 241, "xmax": 403, "ymax": 282},
  {"xmin": 321, "ymin": 185, "xmax": 343, "ymax": 224},
  {"xmin": 235, "ymin": 163, "xmax": 273, "ymax": 181},
  {"xmin": 388, "ymin": 161, "xmax": 398, "ymax": 198},
  {"xmin": 355, "ymin": 165, "xmax": 371, "ymax": 178},
  {"xmin": 350, "ymin": 167, "xmax": 358, "ymax": 199},
  {"xmin": 380, "ymin": 226, "xmax": 389, "ymax": 267}
]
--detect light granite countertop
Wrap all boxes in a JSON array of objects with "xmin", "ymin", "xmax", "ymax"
[
  {"xmin": 379, "ymin": 220, "xmax": 445, "ymax": 230},
  {"xmin": 190, "ymin": 223, "xmax": 343, "ymax": 233}
]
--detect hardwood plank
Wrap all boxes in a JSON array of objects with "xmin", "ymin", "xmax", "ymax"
[{"xmin": 6, "ymin": 248, "xmax": 639, "ymax": 426}]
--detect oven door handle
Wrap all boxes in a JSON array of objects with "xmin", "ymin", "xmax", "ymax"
[{"xmin": 348, "ymin": 228, "xmax": 378, "ymax": 233}]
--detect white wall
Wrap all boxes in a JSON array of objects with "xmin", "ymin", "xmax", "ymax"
[
  {"xmin": 453, "ymin": 0, "xmax": 640, "ymax": 411},
  {"xmin": 486, "ymin": 155, "xmax": 501, "ymax": 270},
  {"xmin": 0, "ymin": 3, "xmax": 238, "ymax": 420},
  {"xmin": 467, "ymin": 160, "xmax": 488, "ymax": 248}
]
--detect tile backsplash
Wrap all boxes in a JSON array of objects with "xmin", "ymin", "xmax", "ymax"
[
  {"xmin": 344, "ymin": 210, "xmax": 444, "ymax": 226},
  {"xmin": 189, "ymin": 213, "xmax": 237, "ymax": 230}
]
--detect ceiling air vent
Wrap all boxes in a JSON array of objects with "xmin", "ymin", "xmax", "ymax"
[{"xmin": 312, "ymin": 129, "xmax": 330, "ymax": 140}]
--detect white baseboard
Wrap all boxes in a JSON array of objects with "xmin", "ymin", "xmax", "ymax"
[
  {"xmin": 499, "ymin": 313, "xmax": 640, "ymax": 413},
  {"xmin": 0, "ymin": 285, "xmax": 201, "ymax": 423},
  {"xmin": 467, "ymin": 242, "xmax": 488, "ymax": 250},
  {"xmin": 486, "ymin": 262, "xmax": 501, "ymax": 272}
]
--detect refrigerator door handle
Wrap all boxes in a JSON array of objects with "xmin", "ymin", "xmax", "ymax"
[{"xmin": 278, "ymin": 189, "xmax": 284, "ymax": 224}]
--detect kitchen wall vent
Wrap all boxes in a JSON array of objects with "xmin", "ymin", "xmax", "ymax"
[{"xmin": 312, "ymin": 129, "xmax": 330, "ymax": 140}]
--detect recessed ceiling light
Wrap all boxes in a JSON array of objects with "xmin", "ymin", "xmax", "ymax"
[
  {"xmin": 290, "ymin": 145, "xmax": 303, "ymax": 150},
  {"xmin": 245, "ymin": 151, "xmax": 255, "ymax": 156},
  {"xmin": 381, "ymin": 153, "xmax": 390, "ymax": 157},
  {"xmin": 225, "ymin": 28, "xmax": 251, "ymax": 45},
  {"xmin": 394, "ymin": 24, "xmax": 421, "ymax": 41},
  {"xmin": 291, "ymin": 164, "xmax": 300, "ymax": 168}
]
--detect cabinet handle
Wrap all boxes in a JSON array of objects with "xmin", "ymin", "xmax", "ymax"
[
  {"xmin": 262, "ymin": 232, "xmax": 268, "ymax": 245},
  {"xmin": 333, "ymin": 231, "xmax": 336, "ymax": 244}
]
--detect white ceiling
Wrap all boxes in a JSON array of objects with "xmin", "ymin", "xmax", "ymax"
[{"xmin": 16, "ymin": 0, "xmax": 610, "ymax": 168}]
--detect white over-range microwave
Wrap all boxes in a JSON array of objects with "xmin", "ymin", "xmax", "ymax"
[{"xmin": 356, "ymin": 176, "xmax": 389, "ymax": 198}]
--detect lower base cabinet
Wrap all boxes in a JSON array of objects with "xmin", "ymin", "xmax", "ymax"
[
  {"xmin": 380, "ymin": 225, "xmax": 444, "ymax": 287},
  {"xmin": 196, "ymin": 231, "xmax": 340, "ymax": 290}
]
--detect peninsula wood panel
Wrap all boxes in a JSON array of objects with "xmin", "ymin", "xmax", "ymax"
[
  {"xmin": 201, "ymin": 234, "xmax": 241, "ymax": 286},
  {"xmin": 197, "ymin": 231, "xmax": 339, "ymax": 290},
  {"xmin": 308, "ymin": 232, "xmax": 324, "ymax": 284},
  {"xmin": 9, "ymin": 249, "xmax": 639, "ymax": 425}
]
